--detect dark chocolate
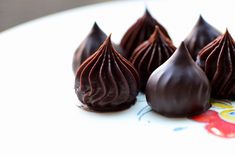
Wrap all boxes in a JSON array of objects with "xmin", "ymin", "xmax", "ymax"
[
  {"xmin": 75, "ymin": 35, "xmax": 139, "ymax": 112},
  {"xmin": 196, "ymin": 30, "xmax": 235, "ymax": 99},
  {"xmin": 130, "ymin": 26, "xmax": 176, "ymax": 92},
  {"xmin": 184, "ymin": 15, "xmax": 221, "ymax": 60},
  {"xmin": 72, "ymin": 22, "xmax": 106, "ymax": 74},
  {"xmin": 120, "ymin": 9, "xmax": 171, "ymax": 59},
  {"xmin": 146, "ymin": 42, "xmax": 211, "ymax": 117},
  {"xmin": 72, "ymin": 22, "xmax": 123, "ymax": 74}
]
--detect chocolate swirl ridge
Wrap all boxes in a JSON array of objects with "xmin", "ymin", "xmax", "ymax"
[
  {"xmin": 196, "ymin": 30, "xmax": 235, "ymax": 98},
  {"xmin": 130, "ymin": 26, "xmax": 175, "ymax": 92}
]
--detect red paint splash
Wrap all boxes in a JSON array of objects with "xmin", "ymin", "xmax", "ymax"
[{"xmin": 191, "ymin": 110, "xmax": 235, "ymax": 138}]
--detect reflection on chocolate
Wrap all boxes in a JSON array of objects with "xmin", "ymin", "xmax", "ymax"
[
  {"xmin": 130, "ymin": 26, "xmax": 175, "ymax": 92},
  {"xmin": 196, "ymin": 30, "xmax": 235, "ymax": 99},
  {"xmin": 146, "ymin": 42, "xmax": 211, "ymax": 117},
  {"xmin": 72, "ymin": 22, "xmax": 106, "ymax": 74},
  {"xmin": 184, "ymin": 15, "xmax": 221, "ymax": 60},
  {"xmin": 75, "ymin": 35, "xmax": 139, "ymax": 112},
  {"xmin": 120, "ymin": 9, "xmax": 171, "ymax": 59}
]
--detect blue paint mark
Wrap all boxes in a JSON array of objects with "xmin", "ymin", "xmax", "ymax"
[
  {"xmin": 138, "ymin": 108, "xmax": 152, "ymax": 121},
  {"xmin": 137, "ymin": 105, "xmax": 149, "ymax": 116},
  {"xmin": 229, "ymin": 112, "xmax": 235, "ymax": 116},
  {"xmin": 173, "ymin": 127, "xmax": 187, "ymax": 132}
]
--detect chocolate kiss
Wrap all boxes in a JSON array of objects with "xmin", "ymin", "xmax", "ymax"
[
  {"xmin": 184, "ymin": 15, "xmax": 221, "ymax": 60},
  {"xmin": 146, "ymin": 42, "xmax": 211, "ymax": 117},
  {"xmin": 75, "ymin": 35, "xmax": 139, "ymax": 112}
]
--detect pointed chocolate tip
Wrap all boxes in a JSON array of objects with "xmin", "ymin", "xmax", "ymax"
[
  {"xmin": 150, "ymin": 26, "xmax": 160, "ymax": 40},
  {"xmin": 91, "ymin": 22, "xmax": 106, "ymax": 36},
  {"xmin": 224, "ymin": 28, "xmax": 231, "ymax": 37},
  {"xmin": 92, "ymin": 22, "xmax": 100, "ymax": 30},
  {"xmin": 150, "ymin": 26, "xmax": 172, "ymax": 44},
  {"xmin": 224, "ymin": 28, "xmax": 233, "ymax": 40},
  {"xmin": 93, "ymin": 21, "xmax": 98, "ymax": 27},
  {"xmin": 107, "ymin": 33, "xmax": 112, "ymax": 40},
  {"xmin": 144, "ymin": 8, "xmax": 152, "ymax": 17},
  {"xmin": 179, "ymin": 41, "xmax": 188, "ymax": 52},
  {"xmin": 175, "ymin": 42, "xmax": 194, "ymax": 63},
  {"xmin": 154, "ymin": 25, "xmax": 160, "ymax": 31},
  {"xmin": 225, "ymin": 28, "xmax": 229, "ymax": 34},
  {"xmin": 197, "ymin": 15, "xmax": 206, "ymax": 25},
  {"xmin": 154, "ymin": 26, "xmax": 161, "ymax": 34},
  {"xmin": 199, "ymin": 14, "xmax": 203, "ymax": 20},
  {"xmin": 103, "ymin": 33, "xmax": 113, "ymax": 46}
]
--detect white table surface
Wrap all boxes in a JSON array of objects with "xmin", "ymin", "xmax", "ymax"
[{"xmin": 0, "ymin": 0, "xmax": 235, "ymax": 156}]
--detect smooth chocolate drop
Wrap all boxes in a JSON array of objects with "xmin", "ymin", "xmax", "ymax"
[
  {"xmin": 120, "ymin": 9, "xmax": 171, "ymax": 59},
  {"xmin": 196, "ymin": 30, "xmax": 235, "ymax": 99},
  {"xmin": 72, "ymin": 22, "xmax": 107, "ymax": 74},
  {"xmin": 146, "ymin": 42, "xmax": 211, "ymax": 117},
  {"xmin": 75, "ymin": 35, "xmax": 140, "ymax": 112},
  {"xmin": 130, "ymin": 26, "xmax": 175, "ymax": 92},
  {"xmin": 184, "ymin": 15, "xmax": 221, "ymax": 60}
]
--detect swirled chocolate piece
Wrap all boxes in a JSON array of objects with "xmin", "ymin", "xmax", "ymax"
[
  {"xmin": 184, "ymin": 15, "xmax": 221, "ymax": 60},
  {"xmin": 146, "ymin": 42, "xmax": 211, "ymax": 117},
  {"xmin": 196, "ymin": 30, "xmax": 235, "ymax": 99},
  {"xmin": 75, "ymin": 35, "xmax": 139, "ymax": 112},
  {"xmin": 120, "ymin": 9, "xmax": 171, "ymax": 59},
  {"xmin": 130, "ymin": 26, "xmax": 176, "ymax": 92},
  {"xmin": 72, "ymin": 22, "xmax": 123, "ymax": 74}
]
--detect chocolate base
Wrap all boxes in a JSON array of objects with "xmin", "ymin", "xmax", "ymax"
[
  {"xmin": 152, "ymin": 103, "xmax": 211, "ymax": 118},
  {"xmin": 77, "ymin": 99, "xmax": 136, "ymax": 112}
]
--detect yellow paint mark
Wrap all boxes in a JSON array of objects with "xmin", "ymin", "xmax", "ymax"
[
  {"xmin": 211, "ymin": 102, "xmax": 233, "ymax": 109},
  {"xmin": 220, "ymin": 109, "xmax": 235, "ymax": 123}
]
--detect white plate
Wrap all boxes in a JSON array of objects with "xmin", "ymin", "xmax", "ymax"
[{"xmin": 0, "ymin": 0, "xmax": 235, "ymax": 156}]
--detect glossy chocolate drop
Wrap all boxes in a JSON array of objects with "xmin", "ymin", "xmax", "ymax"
[
  {"xmin": 196, "ymin": 30, "xmax": 235, "ymax": 99},
  {"xmin": 75, "ymin": 35, "xmax": 140, "ymax": 112},
  {"xmin": 130, "ymin": 26, "xmax": 176, "ymax": 92},
  {"xmin": 184, "ymin": 15, "xmax": 221, "ymax": 60},
  {"xmin": 120, "ymin": 9, "xmax": 171, "ymax": 59},
  {"xmin": 72, "ymin": 22, "xmax": 107, "ymax": 74},
  {"xmin": 146, "ymin": 42, "xmax": 211, "ymax": 117}
]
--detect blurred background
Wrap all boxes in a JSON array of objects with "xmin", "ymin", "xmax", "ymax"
[{"xmin": 0, "ymin": 0, "xmax": 116, "ymax": 32}]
